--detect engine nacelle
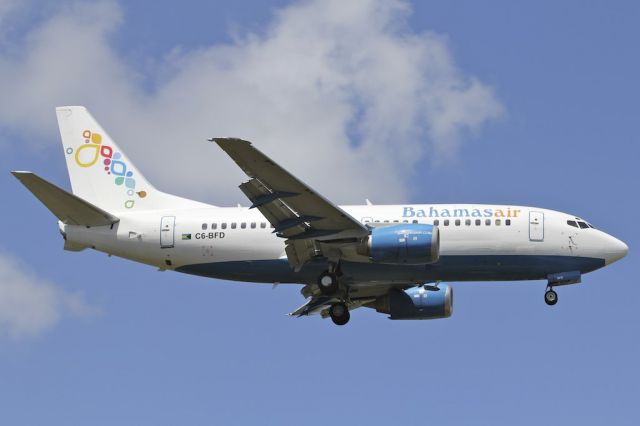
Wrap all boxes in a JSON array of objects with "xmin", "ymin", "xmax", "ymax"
[
  {"xmin": 359, "ymin": 224, "xmax": 440, "ymax": 265},
  {"xmin": 368, "ymin": 285, "xmax": 453, "ymax": 320}
]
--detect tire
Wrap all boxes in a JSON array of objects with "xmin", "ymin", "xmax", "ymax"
[
  {"xmin": 330, "ymin": 303, "xmax": 350, "ymax": 326},
  {"xmin": 317, "ymin": 271, "xmax": 339, "ymax": 295},
  {"xmin": 544, "ymin": 289, "xmax": 558, "ymax": 306}
]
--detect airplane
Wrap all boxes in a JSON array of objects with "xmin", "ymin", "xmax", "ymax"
[{"xmin": 12, "ymin": 106, "xmax": 628, "ymax": 326}]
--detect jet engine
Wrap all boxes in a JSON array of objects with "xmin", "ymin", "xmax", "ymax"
[
  {"xmin": 367, "ymin": 285, "xmax": 453, "ymax": 320},
  {"xmin": 358, "ymin": 224, "xmax": 440, "ymax": 265}
]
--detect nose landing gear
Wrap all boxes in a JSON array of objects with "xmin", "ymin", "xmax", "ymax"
[
  {"xmin": 544, "ymin": 272, "xmax": 581, "ymax": 306},
  {"xmin": 544, "ymin": 287, "xmax": 558, "ymax": 306}
]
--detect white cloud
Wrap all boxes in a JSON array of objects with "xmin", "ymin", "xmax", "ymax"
[
  {"xmin": 0, "ymin": 0, "xmax": 503, "ymax": 204},
  {"xmin": 0, "ymin": 252, "xmax": 97, "ymax": 338}
]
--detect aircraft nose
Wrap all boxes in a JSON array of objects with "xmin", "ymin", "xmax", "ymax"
[{"xmin": 603, "ymin": 234, "xmax": 628, "ymax": 265}]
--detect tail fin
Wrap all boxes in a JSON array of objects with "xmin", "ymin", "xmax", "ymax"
[{"xmin": 56, "ymin": 106, "xmax": 203, "ymax": 212}]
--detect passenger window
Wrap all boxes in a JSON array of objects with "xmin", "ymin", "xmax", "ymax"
[
  {"xmin": 402, "ymin": 220, "xmax": 408, "ymax": 223},
  {"xmin": 475, "ymin": 219, "xmax": 481, "ymax": 226},
  {"xmin": 260, "ymin": 222, "xmax": 267, "ymax": 229},
  {"xmin": 240, "ymin": 222, "xmax": 246, "ymax": 229},
  {"xmin": 434, "ymin": 219, "xmax": 440, "ymax": 226},
  {"xmin": 393, "ymin": 220, "xmax": 399, "ymax": 223},
  {"xmin": 455, "ymin": 219, "xmax": 461, "ymax": 226},
  {"xmin": 251, "ymin": 222, "xmax": 256, "ymax": 229},
  {"xmin": 567, "ymin": 220, "xmax": 578, "ymax": 228},
  {"xmin": 444, "ymin": 220, "xmax": 450, "ymax": 226},
  {"xmin": 374, "ymin": 220, "xmax": 380, "ymax": 223},
  {"xmin": 495, "ymin": 219, "xmax": 501, "ymax": 226},
  {"xmin": 412, "ymin": 220, "xmax": 419, "ymax": 224},
  {"xmin": 202, "ymin": 223, "xmax": 207, "ymax": 230},
  {"xmin": 485, "ymin": 219, "xmax": 491, "ymax": 226},
  {"xmin": 506, "ymin": 219, "xmax": 511, "ymax": 226},
  {"xmin": 465, "ymin": 219, "xmax": 471, "ymax": 226},
  {"xmin": 231, "ymin": 223, "xmax": 237, "ymax": 229},
  {"xmin": 212, "ymin": 223, "xmax": 217, "ymax": 230},
  {"xmin": 383, "ymin": 220, "xmax": 389, "ymax": 223},
  {"xmin": 221, "ymin": 223, "xmax": 227, "ymax": 229},
  {"xmin": 578, "ymin": 221, "xmax": 589, "ymax": 229}
]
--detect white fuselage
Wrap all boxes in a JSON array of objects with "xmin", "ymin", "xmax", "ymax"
[{"xmin": 62, "ymin": 203, "xmax": 627, "ymax": 286}]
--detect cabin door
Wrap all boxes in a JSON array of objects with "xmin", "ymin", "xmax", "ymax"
[
  {"xmin": 160, "ymin": 216, "xmax": 176, "ymax": 248},
  {"xmin": 529, "ymin": 211, "xmax": 544, "ymax": 242}
]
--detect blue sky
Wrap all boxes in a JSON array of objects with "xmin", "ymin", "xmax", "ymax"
[{"xmin": 0, "ymin": 1, "xmax": 638, "ymax": 424}]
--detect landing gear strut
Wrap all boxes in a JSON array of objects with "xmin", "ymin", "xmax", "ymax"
[
  {"xmin": 318, "ymin": 262, "xmax": 350, "ymax": 325},
  {"xmin": 329, "ymin": 303, "xmax": 350, "ymax": 326},
  {"xmin": 544, "ymin": 287, "xmax": 558, "ymax": 306}
]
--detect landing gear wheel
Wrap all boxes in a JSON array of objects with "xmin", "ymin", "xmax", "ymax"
[
  {"xmin": 329, "ymin": 303, "xmax": 350, "ymax": 326},
  {"xmin": 544, "ymin": 289, "xmax": 558, "ymax": 306},
  {"xmin": 317, "ymin": 271, "xmax": 339, "ymax": 295}
]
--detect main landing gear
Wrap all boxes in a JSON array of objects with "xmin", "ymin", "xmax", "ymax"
[
  {"xmin": 544, "ymin": 287, "xmax": 558, "ymax": 306},
  {"xmin": 329, "ymin": 303, "xmax": 350, "ymax": 326},
  {"xmin": 317, "ymin": 263, "xmax": 350, "ymax": 325}
]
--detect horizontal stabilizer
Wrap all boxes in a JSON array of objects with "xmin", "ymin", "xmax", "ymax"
[{"xmin": 12, "ymin": 171, "xmax": 119, "ymax": 226}]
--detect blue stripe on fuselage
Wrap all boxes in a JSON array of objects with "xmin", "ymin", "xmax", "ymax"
[{"xmin": 175, "ymin": 255, "xmax": 605, "ymax": 284}]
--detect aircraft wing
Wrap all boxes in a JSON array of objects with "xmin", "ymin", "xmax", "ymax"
[
  {"xmin": 289, "ymin": 293, "xmax": 378, "ymax": 317},
  {"xmin": 289, "ymin": 281, "xmax": 416, "ymax": 317},
  {"xmin": 212, "ymin": 138, "xmax": 370, "ymax": 269}
]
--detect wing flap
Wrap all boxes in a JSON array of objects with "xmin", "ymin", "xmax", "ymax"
[{"xmin": 239, "ymin": 178, "xmax": 300, "ymax": 232}]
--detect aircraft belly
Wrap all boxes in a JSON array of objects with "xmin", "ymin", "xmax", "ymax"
[{"xmin": 175, "ymin": 254, "xmax": 605, "ymax": 284}]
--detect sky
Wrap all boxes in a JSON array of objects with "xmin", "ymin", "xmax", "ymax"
[{"xmin": 0, "ymin": 0, "xmax": 638, "ymax": 424}]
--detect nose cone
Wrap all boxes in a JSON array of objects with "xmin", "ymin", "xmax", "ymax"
[{"xmin": 603, "ymin": 234, "xmax": 629, "ymax": 265}]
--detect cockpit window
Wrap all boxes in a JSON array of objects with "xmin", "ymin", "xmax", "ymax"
[{"xmin": 568, "ymin": 219, "xmax": 596, "ymax": 230}]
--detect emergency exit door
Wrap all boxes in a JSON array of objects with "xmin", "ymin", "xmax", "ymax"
[
  {"xmin": 529, "ymin": 211, "xmax": 544, "ymax": 242},
  {"xmin": 160, "ymin": 216, "xmax": 176, "ymax": 248}
]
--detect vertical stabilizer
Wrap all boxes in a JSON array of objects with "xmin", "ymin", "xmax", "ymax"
[{"xmin": 56, "ymin": 106, "xmax": 204, "ymax": 212}]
